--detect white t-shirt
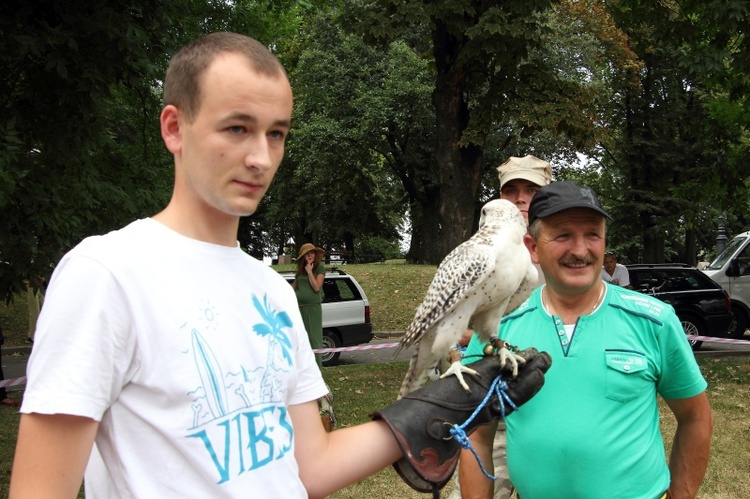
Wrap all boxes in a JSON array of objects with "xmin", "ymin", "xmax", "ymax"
[
  {"xmin": 601, "ymin": 263, "xmax": 631, "ymax": 287},
  {"xmin": 22, "ymin": 219, "xmax": 328, "ymax": 497}
]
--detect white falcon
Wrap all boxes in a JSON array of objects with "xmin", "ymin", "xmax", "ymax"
[{"xmin": 397, "ymin": 199, "xmax": 537, "ymax": 399}]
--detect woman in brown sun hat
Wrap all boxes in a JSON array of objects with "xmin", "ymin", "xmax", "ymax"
[
  {"xmin": 292, "ymin": 243, "xmax": 326, "ymax": 368},
  {"xmin": 292, "ymin": 243, "xmax": 337, "ymax": 430}
]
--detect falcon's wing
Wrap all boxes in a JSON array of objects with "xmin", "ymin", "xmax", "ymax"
[
  {"xmin": 399, "ymin": 240, "xmax": 495, "ymax": 349},
  {"xmin": 505, "ymin": 262, "xmax": 538, "ymax": 317}
]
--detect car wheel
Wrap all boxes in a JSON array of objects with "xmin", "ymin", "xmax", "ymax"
[
  {"xmin": 728, "ymin": 305, "xmax": 749, "ymax": 339},
  {"xmin": 321, "ymin": 330, "xmax": 341, "ymax": 367},
  {"xmin": 680, "ymin": 315, "xmax": 704, "ymax": 351}
]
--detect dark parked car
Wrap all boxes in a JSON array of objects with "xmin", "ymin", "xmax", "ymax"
[
  {"xmin": 280, "ymin": 269, "xmax": 373, "ymax": 366},
  {"xmin": 626, "ymin": 263, "xmax": 733, "ymax": 350}
]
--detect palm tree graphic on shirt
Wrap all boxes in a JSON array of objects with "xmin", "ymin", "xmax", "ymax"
[{"xmin": 252, "ymin": 293, "xmax": 294, "ymax": 402}]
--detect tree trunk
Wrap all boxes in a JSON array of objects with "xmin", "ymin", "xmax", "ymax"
[
  {"xmin": 344, "ymin": 231, "xmax": 355, "ymax": 261},
  {"xmin": 430, "ymin": 20, "xmax": 484, "ymax": 264},
  {"xmin": 684, "ymin": 228, "xmax": 697, "ymax": 266},
  {"xmin": 407, "ymin": 195, "xmax": 441, "ymax": 263}
]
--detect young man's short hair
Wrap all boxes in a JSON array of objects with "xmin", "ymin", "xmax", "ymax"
[{"xmin": 163, "ymin": 32, "xmax": 287, "ymax": 122}]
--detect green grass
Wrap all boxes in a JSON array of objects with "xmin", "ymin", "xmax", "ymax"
[
  {"xmin": 2, "ymin": 357, "xmax": 749, "ymax": 497},
  {"xmin": 335, "ymin": 262, "xmax": 437, "ymax": 332},
  {"xmin": 322, "ymin": 362, "xmax": 453, "ymax": 499},
  {"xmin": 2, "ymin": 263, "xmax": 749, "ymax": 497}
]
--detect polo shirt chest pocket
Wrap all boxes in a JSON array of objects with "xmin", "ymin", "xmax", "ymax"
[{"xmin": 604, "ymin": 350, "xmax": 648, "ymax": 403}]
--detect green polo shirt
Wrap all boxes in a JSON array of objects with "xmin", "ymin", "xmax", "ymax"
[{"xmin": 463, "ymin": 284, "xmax": 707, "ymax": 499}]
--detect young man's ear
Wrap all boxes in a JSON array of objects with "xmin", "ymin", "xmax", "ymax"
[{"xmin": 160, "ymin": 105, "xmax": 182, "ymax": 154}]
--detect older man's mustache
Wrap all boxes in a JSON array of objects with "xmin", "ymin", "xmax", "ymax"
[{"xmin": 558, "ymin": 255, "xmax": 594, "ymax": 266}]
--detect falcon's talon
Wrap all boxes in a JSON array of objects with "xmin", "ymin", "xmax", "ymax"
[
  {"xmin": 439, "ymin": 361, "xmax": 479, "ymax": 392},
  {"xmin": 495, "ymin": 346, "xmax": 525, "ymax": 377}
]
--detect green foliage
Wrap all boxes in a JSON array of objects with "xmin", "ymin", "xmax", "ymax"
[
  {"xmin": 342, "ymin": 0, "xmax": 642, "ymax": 263},
  {"xmin": 0, "ymin": 1, "xmax": 190, "ymax": 300},
  {"xmin": 592, "ymin": 0, "xmax": 750, "ymax": 263},
  {"xmin": 263, "ymin": 9, "xmax": 432, "ymax": 256},
  {"xmin": 0, "ymin": 0, "xmax": 309, "ymax": 300},
  {"xmin": 353, "ymin": 236, "xmax": 401, "ymax": 260},
  {"xmin": 5, "ymin": 0, "xmax": 750, "ymax": 292},
  {"xmin": 0, "ymin": 293, "xmax": 27, "ymax": 343}
]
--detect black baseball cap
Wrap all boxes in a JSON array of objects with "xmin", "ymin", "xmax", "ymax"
[{"xmin": 528, "ymin": 181, "xmax": 610, "ymax": 225}]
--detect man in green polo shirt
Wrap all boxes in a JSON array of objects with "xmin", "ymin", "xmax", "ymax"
[{"xmin": 462, "ymin": 181, "xmax": 712, "ymax": 498}]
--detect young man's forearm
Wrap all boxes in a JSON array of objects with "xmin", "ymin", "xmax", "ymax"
[{"xmin": 291, "ymin": 401, "xmax": 402, "ymax": 498}]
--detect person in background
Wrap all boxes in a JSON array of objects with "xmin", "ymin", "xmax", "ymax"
[
  {"xmin": 292, "ymin": 243, "xmax": 326, "ymax": 368},
  {"xmin": 463, "ymin": 181, "xmax": 712, "ymax": 498},
  {"xmin": 496, "ymin": 155, "xmax": 552, "ymax": 288},
  {"xmin": 10, "ymin": 32, "xmax": 549, "ymax": 498},
  {"xmin": 291, "ymin": 243, "xmax": 335, "ymax": 430},
  {"xmin": 0, "ymin": 323, "xmax": 19, "ymax": 407},
  {"xmin": 452, "ymin": 154, "xmax": 552, "ymax": 499},
  {"xmin": 25, "ymin": 277, "xmax": 45, "ymax": 343},
  {"xmin": 601, "ymin": 251, "xmax": 633, "ymax": 289}
]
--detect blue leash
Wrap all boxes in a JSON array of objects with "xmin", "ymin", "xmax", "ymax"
[{"xmin": 448, "ymin": 374, "xmax": 518, "ymax": 480}]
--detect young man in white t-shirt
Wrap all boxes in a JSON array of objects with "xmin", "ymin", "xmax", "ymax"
[{"xmin": 10, "ymin": 33, "xmax": 548, "ymax": 498}]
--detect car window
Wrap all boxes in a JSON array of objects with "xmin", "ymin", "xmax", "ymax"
[
  {"xmin": 281, "ymin": 273, "xmax": 364, "ymax": 303},
  {"xmin": 735, "ymin": 244, "xmax": 750, "ymax": 276},
  {"xmin": 630, "ymin": 268, "xmax": 715, "ymax": 293},
  {"xmin": 629, "ymin": 270, "xmax": 663, "ymax": 292},
  {"xmin": 707, "ymin": 235, "xmax": 747, "ymax": 270},
  {"xmin": 657, "ymin": 271, "xmax": 691, "ymax": 291},
  {"xmin": 322, "ymin": 280, "xmax": 341, "ymax": 301},
  {"xmin": 322, "ymin": 278, "xmax": 360, "ymax": 303}
]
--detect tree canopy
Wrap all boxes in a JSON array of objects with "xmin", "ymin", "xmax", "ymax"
[
  {"xmin": 0, "ymin": 1, "xmax": 179, "ymax": 299},
  {"xmin": 3, "ymin": 0, "xmax": 750, "ymax": 301}
]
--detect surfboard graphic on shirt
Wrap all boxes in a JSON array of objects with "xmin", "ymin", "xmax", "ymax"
[{"xmin": 192, "ymin": 329, "xmax": 229, "ymax": 419}]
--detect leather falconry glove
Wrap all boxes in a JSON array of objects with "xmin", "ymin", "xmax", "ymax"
[{"xmin": 372, "ymin": 347, "xmax": 551, "ymax": 496}]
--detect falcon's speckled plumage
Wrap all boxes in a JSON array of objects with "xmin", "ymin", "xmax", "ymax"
[{"xmin": 397, "ymin": 199, "xmax": 537, "ymax": 398}]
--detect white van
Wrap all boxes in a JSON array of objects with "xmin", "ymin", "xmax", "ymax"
[{"xmin": 703, "ymin": 230, "xmax": 750, "ymax": 338}]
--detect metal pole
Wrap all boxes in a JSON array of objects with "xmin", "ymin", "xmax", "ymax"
[{"xmin": 717, "ymin": 215, "xmax": 728, "ymax": 253}]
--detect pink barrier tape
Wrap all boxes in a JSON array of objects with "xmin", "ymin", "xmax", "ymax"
[
  {"xmin": 4, "ymin": 336, "xmax": 749, "ymax": 388},
  {"xmin": 687, "ymin": 335, "xmax": 750, "ymax": 345},
  {"xmin": 0, "ymin": 376, "xmax": 26, "ymax": 388},
  {"xmin": 316, "ymin": 336, "xmax": 750, "ymax": 353},
  {"xmin": 313, "ymin": 342, "xmax": 400, "ymax": 354},
  {"xmin": 311, "ymin": 335, "xmax": 750, "ymax": 352}
]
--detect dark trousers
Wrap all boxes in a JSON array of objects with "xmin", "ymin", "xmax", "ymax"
[
  {"xmin": 0, "ymin": 352, "xmax": 8, "ymax": 400},
  {"xmin": 0, "ymin": 324, "xmax": 7, "ymax": 400}
]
